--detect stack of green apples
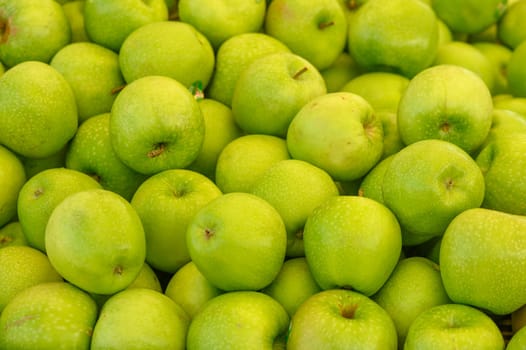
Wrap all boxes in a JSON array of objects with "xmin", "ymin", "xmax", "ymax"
[{"xmin": 1, "ymin": 0, "xmax": 526, "ymax": 348}]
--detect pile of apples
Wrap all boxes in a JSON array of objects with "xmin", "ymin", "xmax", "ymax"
[{"xmin": 1, "ymin": 0, "xmax": 526, "ymax": 348}]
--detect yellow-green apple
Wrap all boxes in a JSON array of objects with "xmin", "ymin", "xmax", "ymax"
[
  {"xmin": 474, "ymin": 108, "xmax": 526, "ymax": 156},
  {"xmin": 0, "ymin": 145, "xmax": 25, "ymax": 227},
  {"xmin": 19, "ymin": 146, "xmax": 67, "ymax": 179},
  {"xmin": 320, "ymin": 52, "xmax": 362, "ymax": 92},
  {"xmin": 507, "ymin": 326, "xmax": 526, "ymax": 350},
  {"xmin": 358, "ymin": 154, "xmax": 395, "ymax": 204},
  {"xmin": 497, "ymin": 0, "xmax": 526, "ymax": 49},
  {"xmin": 493, "ymin": 95, "xmax": 526, "ymax": 116},
  {"xmin": 62, "ymin": 1, "xmax": 89, "ymax": 42},
  {"xmin": 377, "ymin": 110, "xmax": 405, "ymax": 159},
  {"xmin": 473, "ymin": 41, "xmax": 512, "ymax": 95},
  {"xmin": 0, "ymin": 222, "xmax": 27, "ymax": 248},
  {"xmin": 507, "ymin": 40, "xmax": 526, "ymax": 97}
]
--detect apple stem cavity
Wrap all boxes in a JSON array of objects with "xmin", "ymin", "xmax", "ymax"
[
  {"xmin": 440, "ymin": 121, "xmax": 451, "ymax": 133},
  {"xmin": 0, "ymin": 235, "xmax": 12, "ymax": 244},
  {"xmin": 204, "ymin": 228, "xmax": 214, "ymax": 240},
  {"xmin": 113, "ymin": 265, "xmax": 123, "ymax": 275},
  {"xmin": 147, "ymin": 143, "xmax": 166, "ymax": 158},
  {"xmin": 33, "ymin": 188, "xmax": 44, "ymax": 199},
  {"xmin": 340, "ymin": 303, "xmax": 359, "ymax": 319},
  {"xmin": 0, "ymin": 15, "xmax": 11, "ymax": 44},
  {"xmin": 292, "ymin": 67, "xmax": 308, "ymax": 80},
  {"xmin": 318, "ymin": 20, "xmax": 335, "ymax": 30}
]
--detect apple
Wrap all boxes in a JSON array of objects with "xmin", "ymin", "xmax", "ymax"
[
  {"xmin": 507, "ymin": 40, "xmax": 526, "ymax": 98},
  {"xmin": 45, "ymin": 189, "xmax": 146, "ymax": 295},
  {"xmin": 65, "ymin": 113, "xmax": 147, "ymax": 201},
  {"xmin": 0, "ymin": 222, "xmax": 27, "ymax": 248},
  {"xmin": 0, "ymin": 61, "xmax": 78, "ymax": 159},
  {"xmin": 232, "ymin": 52, "xmax": 326, "ymax": 137},
  {"xmin": 251, "ymin": 159, "xmax": 340, "ymax": 257},
  {"xmin": 62, "ymin": 1, "xmax": 89, "ymax": 43},
  {"xmin": 404, "ymin": 303, "xmax": 505, "ymax": 349},
  {"xmin": 303, "ymin": 195, "xmax": 402, "ymax": 296},
  {"xmin": 0, "ymin": 281, "xmax": 98, "ymax": 350},
  {"xmin": 320, "ymin": 52, "xmax": 362, "ymax": 92},
  {"xmin": 186, "ymin": 291, "xmax": 289, "ymax": 349},
  {"xmin": 0, "ymin": 0, "xmax": 71, "ymax": 68},
  {"xmin": 0, "ymin": 145, "xmax": 26, "ymax": 227},
  {"xmin": 473, "ymin": 41, "xmax": 513, "ymax": 95},
  {"xmin": 265, "ymin": 0, "xmax": 348, "ymax": 70},
  {"xmin": 186, "ymin": 192, "xmax": 287, "ymax": 291},
  {"xmin": 440, "ymin": 208, "xmax": 526, "ymax": 315},
  {"xmin": 119, "ymin": 21, "xmax": 215, "ymax": 89},
  {"xmin": 50, "ymin": 42, "xmax": 125, "ymax": 123},
  {"xmin": 19, "ymin": 146, "xmax": 67, "ymax": 179},
  {"xmin": 17, "ymin": 167, "xmax": 102, "ymax": 252},
  {"xmin": 358, "ymin": 153, "xmax": 395, "ymax": 204},
  {"xmin": 377, "ymin": 110, "xmax": 405, "ymax": 159},
  {"xmin": 507, "ymin": 326, "xmax": 526, "ymax": 350},
  {"xmin": 497, "ymin": 0, "xmax": 526, "ymax": 49},
  {"xmin": 493, "ymin": 95, "xmax": 526, "ymax": 117},
  {"xmin": 473, "ymin": 108, "xmax": 526, "ymax": 156},
  {"xmin": 131, "ymin": 169, "xmax": 222, "ymax": 273},
  {"xmin": 397, "ymin": 64, "xmax": 493, "ymax": 154},
  {"xmin": 109, "ymin": 75, "xmax": 205, "ymax": 175},
  {"xmin": 287, "ymin": 92, "xmax": 384, "ymax": 182},
  {"xmin": 91, "ymin": 288, "xmax": 189, "ymax": 350},
  {"xmin": 287, "ymin": 289, "xmax": 398, "ymax": 349}
]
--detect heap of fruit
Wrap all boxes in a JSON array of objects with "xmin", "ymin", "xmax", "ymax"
[{"xmin": 1, "ymin": 0, "xmax": 526, "ymax": 348}]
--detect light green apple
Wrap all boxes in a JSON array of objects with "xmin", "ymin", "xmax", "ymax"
[
  {"xmin": 91, "ymin": 288, "xmax": 189, "ymax": 350},
  {"xmin": 62, "ymin": 1, "xmax": 89, "ymax": 42},
  {"xmin": 187, "ymin": 291, "xmax": 289, "ymax": 349},
  {"xmin": 358, "ymin": 153, "xmax": 395, "ymax": 204},
  {"xmin": 206, "ymin": 32, "xmax": 290, "ymax": 107},
  {"xmin": 0, "ymin": 222, "xmax": 27, "ymax": 248},
  {"xmin": 186, "ymin": 99, "xmax": 243, "ymax": 180},
  {"xmin": 65, "ymin": 113, "xmax": 147, "ymax": 201},
  {"xmin": 377, "ymin": 110, "xmax": 405, "ymax": 159},
  {"xmin": 251, "ymin": 159, "xmax": 340, "ymax": 257},
  {"xmin": 507, "ymin": 326, "xmax": 526, "ymax": 350},
  {"xmin": 164, "ymin": 261, "xmax": 222, "ymax": 319},
  {"xmin": 0, "ymin": 281, "xmax": 98, "ymax": 350},
  {"xmin": 404, "ymin": 303, "xmax": 505, "ymax": 349},
  {"xmin": 493, "ymin": 95, "xmax": 526, "ymax": 116},
  {"xmin": 262, "ymin": 257, "xmax": 321, "ymax": 317},
  {"xmin": 303, "ymin": 195, "xmax": 402, "ymax": 296},
  {"xmin": 497, "ymin": 0, "xmax": 526, "ymax": 49},
  {"xmin": 109, "ymin": 75, "xmax": 204, "ymax": 175},
  {"xmin": 0, "ymin": 61, "xmax": 78, "ymax": 159},
  {"xmin": 45, "ymin": 189, "xmax": 146, "ymax": 295},
  {"xmin": 287, "ymin": 289, "xmax": 398, "ymax": 349},
  {"xmin": 473, "ymin": 41, "xmax": 512, "ymax": 95},
  {"xmin": 436, "ymin": 18, "xmax": 453, "ymax": 45},
  {"xmin": 474, "ymin": 108, "xmax": 526, "ymax": 156},
  {"xmin": 0, "ymin": 145, "xmax": 26, "ymax": 227},
  {"xmin": 397, "ymin": 64, "xmax": 493, "ymax": 154},
  {"xmin": 348, "ymin": 0, "xmax": 439, "ymax": 78},
  {"xmin": 178, "ymin": 0, "xmax": 266, "ymax": 49},
  {"xmin": 50, "ymin": 42, "xmax": 125, "ymax": 123},
  {"xmin": 265, "ymin": 0, "xmax": 348, "ymax": 70},
  {"xmin": 372, "ymin": 256, "xmax": 451, "ymax": 346},
  {"xmin": 320, "ymin": 52, "xmax": 363, "ymax": 92},
  {"xmin": 186, "ymin": 192, "xmax": 287, "ymax": 291},
  {"xmin": 0, "ymin": 61, "xmax": 4, "ymax": 76},
  {"xmin": 382, "ymin": 139, "xmax": 485, "ymax": 244},
  {"xmin": 507, "ymin": 40, "xmax": 526, "ymax": 97},
  {"xmin": 215, "ymin": 134, "xmax": 290, "ymax": 193},
  {"xmin": 131, "ymin": 169, "xmax": 222, "ymax": 273},
  {"xmin": 0, "ymin": 0, "xmax": 71, "ymax": 67},
  {"xmin": 19, "ymin": 146, "xmax": 67, "ymax": 179},
  {"xmin": 17, "ymin": 167, "xmax": 102, "ymax": 252},
  {"xmin": 287, "ymin": 92, "xmax": 384, "ymax": 182},
  {"xmin": 440, "ymin": 208, "xmax": 526, "ymax": 315},
  {"xmin": 119, "ymin": 21, "xmax": 215, "ymax": 89},
  {"xmin": 232, "ymin": 52, "xmax": 327, "ymax": 137},
  {"xmin": 83, "ymin": 0, "xmax": 168, "ymax": 52}
]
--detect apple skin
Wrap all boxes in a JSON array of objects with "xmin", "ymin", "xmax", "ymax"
[
  {"xmin": 0, "ymin": 145, "xmax": 26, "ymax": 228},
  {"xmin": 0, "ymin": 222, "xmax": 27, "ymax": 248},
  {"xmin": 507, "ymin": 40, "xmax": 526, "ymax": 98},
  {"xmin": 320, "ymin": 52, "xmax": 362, "ymax": 92},
  {"xmin": 62, "ymin": 1, "xmax": 89, "ymax": 43},
  {"xmin": 497, "ymin": 0, "xmax": 526, "ymax": 49},
  {"xmin": 186, "ymin": 291, "xmax": 289, "ymax": 350},
  {"xmin": 287, "ymin": 289, "xmax": 398, "ymax": 349},
  {"xmin": 440, "ymin": 208, "xmax": 526, "ymax": 315},
  {"xmin": 507, "ymin": 326, "xmax": 526, "ymax": 350},
  {"xmin": 473, "ymin": 41, "xmax": 512, "ymax": 95},
  {"xmin": 358, "ymin": 154, "xmax": 395, "ymax": 204},
  {"xmin": 404, "ymin": 303, "xmax": 505, "ymax": 349},
  {"xmin": 303, "ymin": 195, "xmax": 402, "ymax": 296}
]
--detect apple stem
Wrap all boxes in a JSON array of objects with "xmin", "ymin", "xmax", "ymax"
[
  {"xmin": 347, "ymin": 0, "xmax": 360, "ymax": 10},
  {"xmin": 318, "ymin": 20, "xmax": 335, "ymax": 30},
  {"xmin": 340, "ymin": 303, "xmax": 359, "ymax": 319},
  {"xmin": 293, "ymin": 67, "xmax": 308, "ymax": 80},
  {"xmin": 147, "ymin": 143, "xmax": 166, "ymax": 158},
  {"xmin": 111, "ymin": 84, "xmax": 127, "ymax": 95}
]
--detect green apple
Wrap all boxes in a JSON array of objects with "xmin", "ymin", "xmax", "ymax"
[
  {"xmin": 186, "ymin": 192, "xmax": 287, "ymax": 291},
  {"xmin": 497, "ymin": 0, "xmax": 526, "ymax": 49},
  {"xmin": 493, "ymin": 95, "xmax": 526, "ymax": 116},
  {"xmin": 348, "ymin": 0, "xmax": 439, "ymax": 78},
  {"xmin": 0, "ymin": 0, "xmax": 71, "ymax": 67},
  {"xmin": 91, "ymin": 288, "xmax": 189, "ymax": 350},
  {"xmin": 178, "ymin": 0, "xmax": 266, "ymax": 49},
  {"xmin": 0, "ymin": 222, "xmax": 27, "ymax": 248},
  {"xmin": 507, "ymin": 40, "xmax": 526, "ymax": 97},
  {"xmin": 440, "ymin": 208, "xmax": 526, "ymax": 315},
  {"xmin": 164, "ymin": 261, "xmax": 222, "ymax": 319},
  {"xmin": 0, "ymin": 281, "xmax": 98, "ymax": 350},
  {"xmin": 476, "ymin": 133, "xmax": 526, "ymax": 215},
  {"xmin": 0, "ymin": 145, "xmax": 26, "ymax": 227},
  {"xmin": 404, "ymin": 303, "xmax": 505, "ymax": 349},
  {"xmin": 187, "ymin": 291, "xmax": 289, "ymax": 349},
  {"xmin": 232, "ymin": 52, "xmax": 327, "ymax": 137},
  {"xmin": 507, "ymin": 326, "xmax": 526, "ymax": 350},
  {"xmin": 186, "ymin": 98, "xmax": 243, "ymax": 180},
  {"xmin": 0, "ymin": 245, "xmax": 62, "ymax": 312},
  {"xmin": 109, "ymin": 75, "xmax": 204, "ymax": 175},
  {"xmin": 287, "ymin": 289, "xmax": 398, "ymax": 349},
  {"xmin": 62, "ymin": 1, "xmax": 89, "ymax": 42},
  {"xmin": 303, "ymin": 195, "xmax": 402, "ymax": 296},
  {"xmin": 45, "ymin": 189, "xmax": 146, "ymax": 295},
  {"xmin": 50, "ymin": 42, "xmax": 125, "ymax": 123},
  {"xmin": 131, "ymin": 169, "xmax": 222, "ymax": 273},
  {"xmin": 119, "ymin": 21, "xmax": 215, "ymax": 89},
  {"xmin": 377, "ymin": 110, "xmax": 405, "ymax": 159},
  {"xmin": 372, "ymin": 256, "xmax": 451, "ymax": 345},
  {"xmin": 83, "ymin": 0, "xmax": 168, "ymax": 52},
  {"xmin": 0, "ymin": 60, "xmax": 4, "ymax": 75},
  {"xmin": 251, "ymin": 159, "xmax": 340, "ymax": 257},
  {"xmin": 473, "ymin": 41, "xmax": 513, "ymax": 95},
  {"xmin": 262, "ymin": 257, "xmax": 321, "ymax": 317},
  {"xmin": 215, "ymin": 134, "xmax": 290, "ymax": 193},
  {"xmin": 65, "ymin": 113, "xmax": 147, "ymax": 201},
  {"xmin": 0, "ymin": 61, "xmax": 78, "ymax": 159},
  {"xmin": 382, "ymin": 139, "xmax": 485, "ymax": 243},
  {"xmin": 265, "ymin": 0, "xmax": 348, "ymax": 70},
  {"xmin": 17, "ymin": 167, "xmax": 102, "ymax": 252},
  {"xmin": 436, "ymin": 18, "xmax": 453, "ymax": 45},
  {"xmin": 358, "ymin": 153, "xmax": 395, "ymax": 204},
  {"xmin": 206, "ymin": 32, "xmax": 290, "ymax": 107},
  {"xmin": 19, "ymin": 146, "xmax": 67, "ymax": 179},
  {"xmin": 286, "ymin": 91, "xmax": 384, "ymax": 182},
  {"xmin": 397, "ymin": 64, "xmax": 493, "ymax": 154},
  {"xmin": 320, "ymin": 52, "xmax": 363, "ymax": 92},
  {"xmin": 474, "ymin": 108, "xmax": 526, "ymax": 156}
]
